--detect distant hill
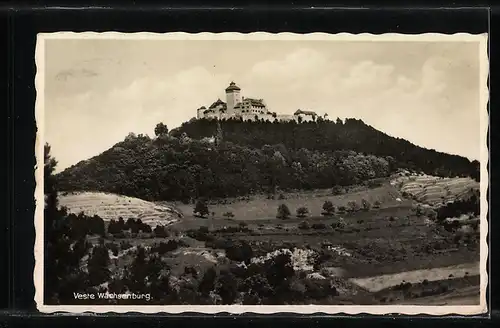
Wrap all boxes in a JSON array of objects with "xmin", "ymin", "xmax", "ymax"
[{"xmin": 56, "ymin": 118, "xmax": 479, "ymax": 202}]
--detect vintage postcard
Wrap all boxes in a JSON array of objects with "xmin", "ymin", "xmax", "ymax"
[{"xmin": 34, "ymin": 32, "xmax": 489, "ymax": 315}]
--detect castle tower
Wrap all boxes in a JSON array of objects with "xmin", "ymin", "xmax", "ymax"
[{"xmin": 225, "ymin": 81, "xmax": 242, "ymax": 115}]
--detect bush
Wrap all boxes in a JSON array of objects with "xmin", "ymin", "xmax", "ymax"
[
  {"xmin": 347, "ymin": 201, "xmax": 360, "ymax": 212},
  {"xmin": 373, "ymin": 200, "xmax": 381, "ymax": 209},
  {"xmin": 296, "ymin": 206, "xmax": 309, "ymax": 218},
  {"xmin": 199, "ymin": 226, "xmax": 209, "ymax": 234},
  {"xmin": 223, "ymin": 211, "xmax": 235, "ymax": 218},
  {"xmin": 154, "ymin": 225, "xmax": 168, "ymax": 238},
  {"xmin": 298, "ymin": 221, "xmax": 310, "ymax": 230},
  {"xmin": 194, "ymin": 200, "xmax": 209, "ymax": 218},
  {"xmin": 225, "ymin": 240, "xmax": 253, "ymax": 263},
  {"xmin": 154, "ymin": 239, "xmax": 185, "ymax": 254},
  {"xmin": 278, "ymin": 193, "xmax": 286, "ymax": 200},
  {"xmin": 311, "ymin": 223, "xmax": 327, "ymax": 230},
  {"xmin": 337, "ymin": 206, "xmax": 347, "ymax": 213},
  {"xmin": 361, "ymin": 199, "xmax": 371, "ymax": 211},
  {"xmin": 332, "ymin": 185, "xmax": 344, "ymax": 195},
  {"xmin": 276, "ymin": 204, "xmax": 291, "ymax": 219},
  {"xmin": 120, "ymin": 241, "xmax": 133, "ymax": 251}
]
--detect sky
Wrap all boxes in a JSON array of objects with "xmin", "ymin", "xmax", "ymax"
[{"xmin": 43, "ymin": 37, "xmax": 485, "ymax": 172}]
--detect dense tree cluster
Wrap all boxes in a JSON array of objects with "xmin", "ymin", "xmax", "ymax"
[
  {"xmin": 172, "ymin": 118, "xmax": 478, "ymax": 179},
  {"xmin": 108, "ymin": 217, "xmax": 152, "ymax": 235}
]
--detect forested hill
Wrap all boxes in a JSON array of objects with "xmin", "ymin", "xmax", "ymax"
[
  {"xmin": 172, "ymin": 118, "xmax": 479, "ymax": 179},
  {"xmin": 56, "ymin": 118, "xmax": 479, "ymax": 202}
]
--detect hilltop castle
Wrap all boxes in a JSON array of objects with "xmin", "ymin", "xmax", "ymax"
[{"xmin": 197, "ymin": 82, "xmax": 319, "ymax": 123}]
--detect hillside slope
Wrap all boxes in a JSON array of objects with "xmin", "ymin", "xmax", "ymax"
[
  {"xmin": 172, "ymin": 118, "xmax": 479, "ymax": 179},
  {"xmin": 59, "ymin": 191, "xmax": 182, "ymax": 227},
  {"xmin": 56, "ymin": 118, "xmax": 479, "ymax": 202}
]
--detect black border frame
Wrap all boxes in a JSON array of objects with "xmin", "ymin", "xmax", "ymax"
[{"xmin": 1, "ymin": 2, "xmax": 498, "ymax": 327}]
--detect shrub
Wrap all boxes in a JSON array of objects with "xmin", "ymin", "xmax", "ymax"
[
  {"xmin": 193, "ymin": 200, "xmax": 209, "ymax": 218},
  {"xmin": 225, "ymin": 240, "xmax": 253, "ymax": 263},
  {"xmin": 276, "ymin": 204, "xmax": 291, "ymax": 219},
  {"xmin": 154, "ymin": 225, "xmax": 168, "ymax": 238},
  {"xmin": 223, "ymin": 211, "xmax": 235, "ymax": 218},
  {"xmin": 332, "ymin": 185, "xmax": 344, "ymax": 195},
  {"xmin": 296, "ymin": 206, "xmax": 309, "ymax": 218},
  {"xmin": 120, "ymin": 241, "xmax": 133, "ymax": 251},
  {"xmin": 337, "ymin": 206, "xmax": 347, "ymax": 213},
  {"xmin": 278, "ymin": 193, "xmax": 286, "ymax": 200},
  {"xmin": 155, "ymin": 239, "xmax": 184, "ymax": 254},
  {"xmin": 415, "ymin": 205, "xmax": 424, "ymax": 217},
  {"xmin": 239, "ymin": 222, "xmax": 248, "ymax": 229},
  {"xmin": 361, "ymin": 199, "xmax": 371, "ymax": 211},
  {"xmin": 298, "ymin": 221, "xmax": 310, "ymax": 230},
  {"xmin": 373, "ymin": 200, "xmax": 381, "ymax": 209},
  {"xmin": 311, "ymin": 223, "xmax": 327, "ymax": 230},
  {"xmin": 347, "ymin": 201, "xmax": 360, "ymax": 212},
  {"xmin": 199, "ymin": 226, "xmax": 209, "ymax": 234},
  {"xmin": 106, "ymin": 242, "xmax": 119, "ymax": 257}
]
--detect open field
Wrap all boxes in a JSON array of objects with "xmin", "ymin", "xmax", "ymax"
[
  {"xmin": 59, "ymin": 191, "xmax": 182, "ymax": 227},
  {"xmin": 167, "ymin": 183, "xmax": 406, "ymax": 221}
]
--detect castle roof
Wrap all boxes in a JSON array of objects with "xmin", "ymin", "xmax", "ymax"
[
  {"xmin": 294, "ymin": 109, "xmax": 317, "ymax": 116},
  {"xmin": 225, "ymin": 81, "xmax": 241, "ymax": 92},
  {"xmin": 209, "ymin": 98, "xmax": 227, "ymax": 110},
  {"xmin": 198, "ymin": 106, "xmax": 206, "ymax": 110},
  {"xmin": 243, "ymin": 98, "xmax": 266, "ymax": 107}
]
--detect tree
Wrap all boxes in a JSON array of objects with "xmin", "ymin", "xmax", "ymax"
[
  {"xmin": 347, "ymin": 201, "xmax": 360, "ymax": 212},
  {"xmin": 198, "ymin": 267, "xmax": 217, "ymax": 296},
  {"xmin": 296, "ymin": 206, "xmax": 309, "ymax": 218},
  {"xmin": 216, "ymin": 270, "xmax": 238, "ymax": 304},
  {"xmin": 298, "ymin": 221, "xmax": 310, "ymax": 230},
  {"xmin": 276, "ymin": 204, "xmax": 291, "ymax": 219},
  {"xmin": 154, "ymin": 122, "xmax": 169, "ymax": 136},
  {"xmin": 194, "ymin": 200, "xmax": 209, "ymax": 218},
  {"xmin": 373, "ymin": 200, "xmax": 381, "ymax": 209},
  {"xmin": 87, "ymin": 244, "xmax": 111, "ymax": 286},
  {"xmin": 322, "ymin": 200, "xmax": 335, "ymax": 216},
  {"xmin": 361, "ymin": 199, "xmax": 371, "ymax": 211}
]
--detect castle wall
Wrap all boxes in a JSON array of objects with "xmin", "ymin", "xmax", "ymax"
[
  {"xmin": 296, "ymin": 113, "xmax": 316, "ymax": 122},
  {"xmin": 226, "ymin": 90, "xmax": 242, "ymax": 115},
  {"xmin": 276, "ymin": 114, "xmax": 295, "ymax": 122},
  {"xmin": 240, "ymin": 113, "xmax": 274, "ymax": 122}
]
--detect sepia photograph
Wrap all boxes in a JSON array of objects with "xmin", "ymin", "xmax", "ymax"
[{"xmin": 34, "ymin": 32, "xmax": 488, "ymax": 315}]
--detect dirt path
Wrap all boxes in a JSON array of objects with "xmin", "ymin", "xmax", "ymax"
[{"xmin": 349, "ymin": 262, "xmax": 479, "ymax": 292}]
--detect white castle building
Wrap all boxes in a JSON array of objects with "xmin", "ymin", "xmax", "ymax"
[{"xmin": 197, "ymin": 82, "xmax": 319, "ymax": 123}]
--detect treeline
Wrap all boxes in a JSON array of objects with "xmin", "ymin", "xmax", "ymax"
[
  {"xmin": 171, "ymin": 118, "xmax": 479, "ymax": 180},
  {"xmin": 57, "ymin": 131, "xmax": 393, "ymax": 202}
]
